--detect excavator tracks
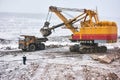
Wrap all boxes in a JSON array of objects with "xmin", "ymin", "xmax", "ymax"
[{"xmin": 70, "ymin": 44, "xmax": 107, "ymax": 53}]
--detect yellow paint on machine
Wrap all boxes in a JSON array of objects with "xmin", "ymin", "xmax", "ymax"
[{"xmin": 75, "ymin": 26, "xmax": 117, "ymax": 35}]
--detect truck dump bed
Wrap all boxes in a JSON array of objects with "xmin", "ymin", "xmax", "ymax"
[{"xmin": 37, "ymin": 38, "xmax": 48, "ymax": 42}]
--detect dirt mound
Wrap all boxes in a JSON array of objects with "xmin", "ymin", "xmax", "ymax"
[
  {"xmin": 91, "ymin": 51, "xmax": 120, "ymax": 64},
  {"xmin": 107, "ymin": 73, "xmax": 119, "ymax": 80}
]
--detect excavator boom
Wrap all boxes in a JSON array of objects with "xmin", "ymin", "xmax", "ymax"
[
  {"xmin": 49, "ymin": 6, "xmax": 85, "ymax": 12},
  {"xmin": 41, "ymin": 6, "xmax": 99, "ymax": 37}
]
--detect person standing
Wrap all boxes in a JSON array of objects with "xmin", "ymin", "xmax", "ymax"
[{"xmin": 22, "ymin": 55, "xmax": 27, "ymax": 65}]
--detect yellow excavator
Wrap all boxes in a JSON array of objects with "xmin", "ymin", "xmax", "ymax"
[{"xmin": 40, "ymin": 6, "xmax": 117, "ymax": 53}]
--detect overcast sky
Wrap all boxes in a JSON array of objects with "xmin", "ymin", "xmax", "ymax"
[{"xmin": 0, "ymin": 0, "xmax": 119, "ymax": 17}]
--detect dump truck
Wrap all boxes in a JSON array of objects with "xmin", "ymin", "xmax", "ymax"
[
  {"xmin": 19, "ymin": 35, "xmax": 48, "ymax": 51},
  {"xmin": 40, "ymin": 6, "xmax": 118, "ymax": 53}
]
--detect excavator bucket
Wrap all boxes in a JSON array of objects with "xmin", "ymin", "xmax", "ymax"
[
  {"xmin": 40, "ymin": 22, "xmax": 65, "ymax": 37},
  {"xmin": 40, "ymin": 28, "xmax": 52, "ymax": 37},
  {"xmin": 40, "ymin": 21, "xmax": 52, "ymax": 37}
]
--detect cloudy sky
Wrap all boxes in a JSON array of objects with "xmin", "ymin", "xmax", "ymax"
[
  {"xmin": 0, "ymin": 0, "xmax": 119, "ymax": 17},
  {"xmin": 0, "ymin": 0, "xmax": 120, "ymax": 35}
]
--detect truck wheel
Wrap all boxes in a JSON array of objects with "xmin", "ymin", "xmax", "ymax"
[
  {"xmin": 40, "ymin": 43, "xmax": 45, "ymax": 50},
  {"xmin": 29, "ymin": 44, "xmax": 36, "ymax": 51},
  {"xmin": 22, "ymin": 49, "xmax": 27, "ymax": 51}
]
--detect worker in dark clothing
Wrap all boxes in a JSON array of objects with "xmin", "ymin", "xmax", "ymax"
[{"xmin": 22, "ymin": 55, "xmax": 27, "ymax": 65}]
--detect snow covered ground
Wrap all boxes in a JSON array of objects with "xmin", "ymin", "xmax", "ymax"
[
  {"xmin": 0, "ymin": 13, "xmax": 120, "ymax": 80},
  {"xmin": 0, "ymin": 36, "xmax": 120, "ymax": 51},
  {"xmin": 0, "ymin": 46, "xmax": 120, "ymax": 80},
  {"xmin": 0, "ymin": 37, "xmax": 120, "ymax": 80}
]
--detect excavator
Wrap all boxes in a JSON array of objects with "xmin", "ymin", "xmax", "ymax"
[{"xmin": 40, "ymin": 6, "xmax": 118, "ymax": 53}]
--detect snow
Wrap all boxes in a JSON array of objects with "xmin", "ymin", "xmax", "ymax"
[
  {"xmin": 0, "ymin": 39, "xmax": 120, "ymax": 51},
  {"xmin": 100, "ymin": 42, "xmax": 120, "ymax": 49},
  {"xmin": 0, "ymin": 39, "xmax": 120, "ymax": 80},
  {"xmin": 0, "ymin": 13, "xmax": 120, "ymax": 80},
  {"xmin": 45, "ymin": 41, "xmax": 76, "ymax": 46},
  {"xmin": 0, "ymin": 46, "xmax": 120, "ymax": 80},
  {"xmin": 0, "ymin": 40, "xmax": 18, "ymax": 51}
]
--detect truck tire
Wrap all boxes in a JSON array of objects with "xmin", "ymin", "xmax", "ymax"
[
  {"xmin": 22, "ymin": 49, "xmax": 27, "ymax": 51},
  {"xmin": 40, "ymin": 43, "xmax": 45, "ymax": 50},
  {"xmin": 29, "ymin": 44, "xmax": 36, "ymax": 51}
]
